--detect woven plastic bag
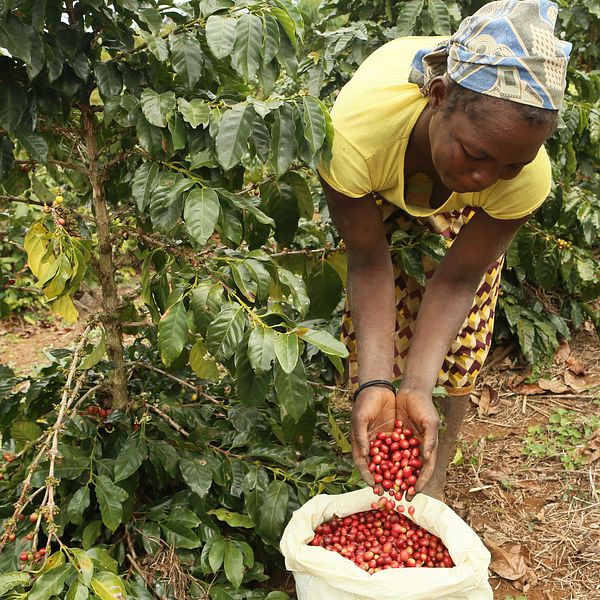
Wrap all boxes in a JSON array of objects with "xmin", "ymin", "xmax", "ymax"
[{"xmin": 280, "ymin": 487, "xmax": 492, "ymax": 600}]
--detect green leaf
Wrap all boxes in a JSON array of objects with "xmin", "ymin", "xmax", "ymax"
[
  {"xmin": 296, "ymin": 327, "xmax": 348, "ymax": 358},
  {"xmin": 210, "ymin": 587, "xmax": 237, "ymax": 600},
  {"xmin": 94, "ymin": 61, "xmax": 122, "ymax": 98},
  {"xmin": 262, "ymin": 14, "xmax": 281, "ymax": 63},
  {"xmin": 262, "ymin": 180, "xmax": 299, "ymax": 246},
  {"xmin": 70, "ymin": 548, "xmax": 94, "ymax": 587},
  {"xmin": 78, "ymin": 331, "xmax": 106, "ymax": 370},
  {"xmin": 248, "ymin": 327, "xmax": 276, "ymax": 373},
  {"xmin": 397, "ymin": 0, "xmax": 425, "ymax": 36},
  {"xmin": 90, "ymin": 571, "xmax": 126, "ymax": 600},
  {"xmin": 94, "ymin": 475, "xmax": 128, "ymax": 532},
  {"xmin": 277, "ymin": 267, "xmax": 309, "ymax": 315},
  {"xmin": 15, "ymin": 129, "xmax": 48, "ymax": 163},
  {"xmin": 114, "ymin": 434, "xmax": 147, "ymax": 482},
  {"xmin": 281, "ymin": 171, "xmax": 313, "ymax": 219},
  {"xmin": 28, "ymin": 564, "xmax": 72, "ymax": 600},
  {"xmin": 0, "ymin": 81, "xmax": 26, "ymax": 133},
  {"xmin": 65, "ymin": 581, "xmax": 89, "ymax": 600},
  {"xmin": 87, "ymin": 548, "xmax": 117, "ymax": 575},
  {"xmin": 136, "ymin": 114, "xmax": 165, "ymax": 156},
  {"xmin": 189, "ymin": 339, "xmax": 220, "ymax": 381},
  {"xmin": 273, "ymin": 332, "xmax": 299, "ymax": 374},
  {"xmin": 217, "ymin": 188, "xmax": 274, "ymax": 226},
  {"xmin": 148, "ymin": 439, "xmax": 180, "ymax": 478},
  {"xmin": 0, "ymin": 572, "xmax": 30, "ymax": 596},
  {"xmin": 208, "ymin": 508, "xmax": 255, "ymax": 528},
  {"xmin": 208, "ymin": 536, "xmax": 227, "ymax": 572},
  {"xmin": 170, "ymin": 32, "xmax": 203, "ymax": 90},
  {"xmin": 10, "ymin": 420, "xmax": 42, "ymax": 442},
  {"xmin": 215, "ymin": 104, "xmax": 255, "ymax": 170},
  {"xmin": 266, "ymin": 593, "xmax": 290, "ymax": 600},
  {"xmin": 67, "ymin": 487, "xmax": 91, "ymax": 525},
  {"xmin": 328, "ymin": 404, "xmax": 352, "ymax": 452},
  {"xmin": 224, "ymin": 543, "xmax": 244, "ymax": 589},
  {"xmin": 301, "ymin": 96, "xmax": 326, "ymax": 155},
  {"xmin": 162, "ymin": 521, "xmax": 202, "ymax": 549},
  {"xmin": 158, "ymin": 300, "xmax": 188, "ymax": 367},
  {"xmin": 269, "ymin": 104, "xmax": 296, "ymax": 177},
  {"xmin": 0, "ymin": 136, "xmax": 15, "ymax": 180},
  {"xmin": 274, "ymin": 359, "xmax": 311, "ymax": 422},
  {"xmin": 256, "ymin": 479, "xmax": 289, "ymax": 545},
  {"xmin": 140, "ymin": 89, "xmax": 177, "ymax": 128},
  {"xmin": 206, "ymin": 304, "xmax": 247, "ymax": 360},
  {"xmin": 271, "ymin": 6, "xmax": 296, "ymax": 48},
  {"xmin": 233, "ymin": 13, "xmax": 263, "ymax": 80},
  {"xmin": 235, "ymin": 341, "xmax": 271, "ymax": 405},
  {"xmin": 306, "ymin": 260, "xmax": 343, "ymax": 319},
  {"xmin": 184, "ymin": 187, "xmax": 220, "ymax": 245},
  {"xmin": 82, "ymin": 521, "xmax": 102, "ymax": 550},
  {"xmin": 206, "ymin": 15, "xmax": 237, "ymax": 59},
  {"xmin": 428, "ymin": 0, "xmax": 451, "ymax": 35},
  {"xmin": 177, "ymin": 98, "xmax": 210, "ymax": 129},
  {"xmin": 180, "ymin": 457, "xmax": 213, "ymax": 498}
]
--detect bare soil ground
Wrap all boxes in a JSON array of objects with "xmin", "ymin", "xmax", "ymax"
[{"xmin": 1, "ymin": 312, "xmax": 598, "ymax": 600}]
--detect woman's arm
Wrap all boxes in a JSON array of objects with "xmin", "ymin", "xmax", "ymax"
[
  {"xmin": 320, "ymin": 178, "xmax": 398, "ymax": 481},
  {"xmin": 400, "ymin": 208, "xmax": 530, "ymax": 493}
]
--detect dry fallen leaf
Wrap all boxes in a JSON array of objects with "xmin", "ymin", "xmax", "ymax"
[
  {"xmin": 511, "ymin": 383, "xmax": 546, "ymax": 395},
  {"xmin": 480, "ymin": 468, "xmax": 514, "ymax": 487},
  {"xmin": 538, "ymin": 378, "xmax": 570, "ymax": 394},
  {"xmin": 554, "ymin": 340, "xmax": 571, "ymax": 364},
  {"xmin": 485, "ymin": 541, "xmax": 529, "ymax": 581},
  {"xmin": 566, "ymin": 355, "xmax": 587, "ymax": 375},
  {"xmin": 477, "ymin": 384, "xmax": 501, "ymax": 416},
  {"xmin": 564, "ymin": 370, "xmax": 600, "ymax": 393}
]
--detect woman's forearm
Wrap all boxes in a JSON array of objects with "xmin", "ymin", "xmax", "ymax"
[
  {"xmin": 400, "ymin": 271, "xmax": 481, "ymax": 396},
  {"xmin": 347, "ymin": 254, "xmax": 397, "ymax": 384}
]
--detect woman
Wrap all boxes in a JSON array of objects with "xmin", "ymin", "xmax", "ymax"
[{"xmin": 318, "ymin": 0, "xmax": 571, "ymax": 500}]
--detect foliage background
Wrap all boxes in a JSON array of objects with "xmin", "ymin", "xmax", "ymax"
[{"xmin": 0, "ymin": 0, "xmax": 598, "ymax": 598}]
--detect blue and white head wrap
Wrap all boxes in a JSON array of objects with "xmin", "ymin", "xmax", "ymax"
[{"xmin": 408, "ymin": 0, "xmax": 572, "ymax": 110}]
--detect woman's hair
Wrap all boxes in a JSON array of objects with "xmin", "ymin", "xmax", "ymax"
[{"xmin": 443, "ymin": 78, "xmax": 558, "ymax": 131}]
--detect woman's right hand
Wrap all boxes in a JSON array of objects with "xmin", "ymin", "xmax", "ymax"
[{"xmin": 351, "ymin": 386, "xmax": 397, "ymax": 484}]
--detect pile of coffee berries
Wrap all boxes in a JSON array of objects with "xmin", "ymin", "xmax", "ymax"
[
  {"xmin": 369, "ymin": 419, "xmax": 422, "ymax": 501},
  {"xmin": 310, "ymin": 503, "xmax": 454, "ymax": 572}
]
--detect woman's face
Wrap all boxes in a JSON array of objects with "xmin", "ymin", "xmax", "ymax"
[{"xmin": 428, "ymin": 84, "xmax": 553, "ymax": 194}]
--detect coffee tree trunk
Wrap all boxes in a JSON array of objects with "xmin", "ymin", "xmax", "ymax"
[{"xmin": 82, "ymin": 106, "xmax": 128, "ymax": 409}]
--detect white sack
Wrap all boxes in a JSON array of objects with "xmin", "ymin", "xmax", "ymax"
[{"xmin": 280, "ymin": 487, "xmax": 492, "ymax": 600}]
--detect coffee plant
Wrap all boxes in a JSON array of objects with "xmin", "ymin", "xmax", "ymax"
[{"xmin": 0, "ymin": 0, "xmax": 597, "ymax": 598}]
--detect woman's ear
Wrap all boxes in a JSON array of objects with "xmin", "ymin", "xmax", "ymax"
[{"xmin": 428, "ymin": 76, "xmax": 452, "ymax": 111}]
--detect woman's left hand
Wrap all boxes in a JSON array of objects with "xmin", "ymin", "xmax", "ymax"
[{"xmin": 395, "ymin": 389, "xmax": 440, "ymax": 497}]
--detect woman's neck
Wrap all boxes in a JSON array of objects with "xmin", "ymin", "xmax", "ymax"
[{"xmin": 406, "ymin": 106, "xmax": 437, "ymax": 179}]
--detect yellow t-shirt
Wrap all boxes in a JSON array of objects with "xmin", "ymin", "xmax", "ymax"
[{"xmin": 317, "ymin": 37, "xmax": 552, "ymax": 220}]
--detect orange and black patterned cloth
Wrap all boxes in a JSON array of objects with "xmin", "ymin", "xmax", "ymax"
[{"xmin": 341, "ymin": 200, "xmax": 503, "ymax": 397}]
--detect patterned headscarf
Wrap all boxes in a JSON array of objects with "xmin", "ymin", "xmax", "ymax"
[{"xmin": 408, "ymin": 0, "xmax": 572, "ymax": 110}]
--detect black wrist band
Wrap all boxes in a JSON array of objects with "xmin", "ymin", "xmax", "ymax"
[{"xmin": 353, "ymin": 379, "xmax": 396, "ymax": 402}]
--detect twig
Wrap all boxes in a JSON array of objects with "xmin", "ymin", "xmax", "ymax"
[
  {"xmin": 45, "ymin": 334, "xmax": 93, "ymax": 543},
  {"xmin": 143, "ymin": 402, "xmax": 190, "ymax": 438},
  {"xmin": 127, "ymin": 553, "xmax": 162, "ymax": 600},
  {"xmin": 0, "ymin": 194, "xmax": 45, "ymax": 207},
  {"xmin": 0, "ymin": 325, "xmax": 92, "ymax": 552},
  {"xmin": 131, "ymin": 361, "xmax": 221, "ymax": 405}
]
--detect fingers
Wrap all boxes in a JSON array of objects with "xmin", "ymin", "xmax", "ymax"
[
  {"xmin": 351, "ymin": 416, "xmax": 374, "ymax": 485},
  {"xmin": 412, "ymin": 417, "xmax": 439, "ymax": 496}
]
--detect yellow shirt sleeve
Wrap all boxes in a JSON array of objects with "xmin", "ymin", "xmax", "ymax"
[
  {"xmin": 475, "ymin": 145, "xmax": 552, "ymax": 220},
  {"xmin": 317, "ymin": 129, "xmax": 372, "ymax": 198}
]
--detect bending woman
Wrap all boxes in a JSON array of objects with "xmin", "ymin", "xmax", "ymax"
[{"xmin": 318, "ymin": 0, "xmax": 571, "ymax": 500}]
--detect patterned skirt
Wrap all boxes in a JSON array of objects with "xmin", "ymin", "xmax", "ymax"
[{"xmin": 341, "ymin": 202, "xmax": 503, "ymax": 397}]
